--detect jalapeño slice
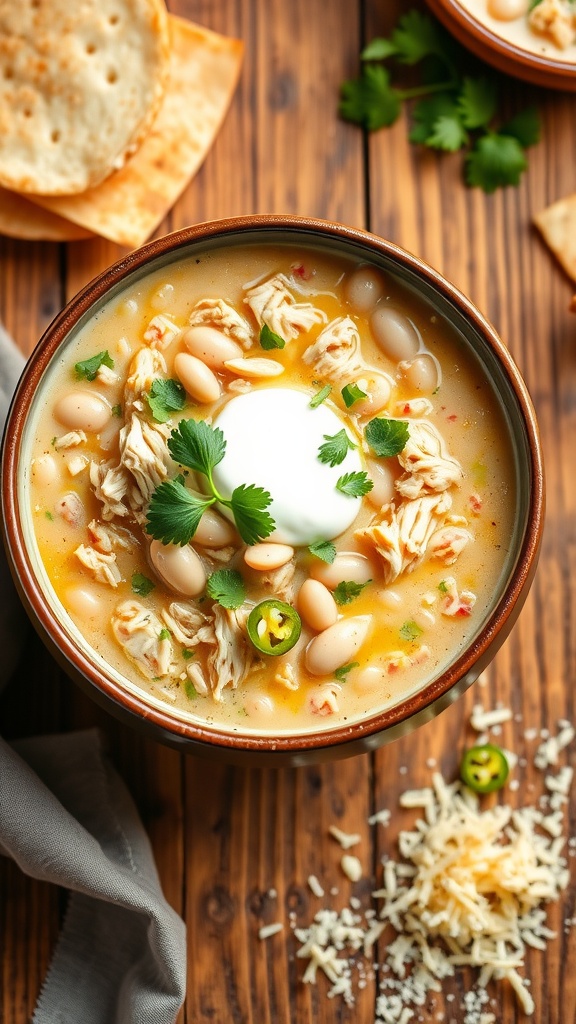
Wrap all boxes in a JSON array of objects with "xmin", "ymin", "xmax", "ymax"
[
  {"xmin": 247, "ymin": 599, "xmax": 301, "ymax": 656},
  {"xmin": 460, "ymin": 744, "xmax": 509, "ymax": 794}
]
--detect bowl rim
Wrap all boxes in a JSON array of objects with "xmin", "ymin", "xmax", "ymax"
[
  {"xmin": 1, "ymin": 214, "xmax": 545, "ymax": 754},
  {"xmin": 425, "ymin": 0, "xmax": 576, "ymax": 89}
]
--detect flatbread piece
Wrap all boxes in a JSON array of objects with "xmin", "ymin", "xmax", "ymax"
[
  {"xmin": 0, "ymin": 0, "xmax": 169, "ymax": 195},
  {"xmin": 28, "ymin": 18, "xmax": 243, "ymax": 249},
  {"xmin": 0, "ymin": 187, "xmax": 91, "ymax": 241},
  {"xmin": 533, "ymin": 193, "xmax": 576, "ymax": 283}
]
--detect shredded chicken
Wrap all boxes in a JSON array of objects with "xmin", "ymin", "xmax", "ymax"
[
  {"xmin": 303, "ymin": 316, "xmax": 364, "ymax": 382},
  {"xmin": 89, "ymin": 460, "xmax": 131, "ymax": 520},
  {"xmin": 393, "ymin": 398, "xmax": 434, "ymax": 418},
  {"xmin": 274, "ymin": 662, "xmax": 299, "ymax": 691},
  {"xmin": 161, "ymin": 601, "xmax": 213, "ymax": 647},
  {"xmin": 202, "ymin": 545, "xmax": 237, "ymax": 565},
  {"xmin": 87, "ymin": 519, "xmax": 136, "ymax": 554},
  {"xmin": 96, "ymin": 363, "xmax": 118, "ymax": 386},
  {"xmin": 428, "ymin": 525, "xmax": 473, "ymax": 566},
  {"xmin": 244, "ymin": 273, "xmax": 327, "ymax": 341},
  {"xmin": 256, "ymin": 559, "xmax": 297, "ymax": 602},
  {"xmin": 66, "ymin": 454, "xmax": 88, "ymax": 477},
  {"xmin": 123, "ymin": 346, "xmax": 167, "ymax": 415},
  {"xmin": 54, "ymin": 430, "xmax": 87, "ymax": 450},
  {"xmin": 189, "ymin": 298, "xmax": 253, "ymax": 348},
  {"xmin": 396, "ymin": 420, "xmax": 463, "ymax": 499},
  {"xmin": 381, "ymin": 644, "xmax": 431, "ymax": 674},
  {"xmin": 119, "ymin": 414, "xmax": 171, "ymax": 509},
  {"xmin": 439, "ymin": 577, "xmax": 476, "ymax": 618},
  {"xmin": 185, "ymin": 661, "xmax": 209, "ymax": 696},
  {"xmin": 528, "ymin": 0, "xmax": 575, "ymax": 48},
  {"xmin": 111, "ymin": 600, "xmax": 172, "ymax": 679},
  {"xmin": 207, "ymin": 605, "xmax": 255, "ymax": 702},
  {"xmin": 308, "ymin": 683, "xmax": 341, "ymax": 716},
  {"xmin": 74, "ymin": 544, "xmax": 121, "ymax": 588},
  {"xmin": 355, "ymin": 491, "xmax": 452, "ymax": 584},
  {"xmin": 227, "ymin": 378, "xmax": 253, "ymax": 394},
  {"xmin": 143, "ymin": 314, "xmax": 180, "ymax": 351},
  {"xmin": 56, "ymin": 491, "xmax": 84, "ymax": 527}
]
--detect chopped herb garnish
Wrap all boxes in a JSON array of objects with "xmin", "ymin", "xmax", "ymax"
[
  {"xmin": 318, "ymin": 429, "xmax": 357, "ymax": 467},
  {"xmin": 259, "ymin": 324, "xmax": 286, "ymax": 350},
  {"xmin": 308, "ymin": 540, "xmax": 337, "ymax": 564},
  {"xmin": 336, "ymin": 471, "xmax": 373, "ymax": 497},
  {"xmin": 438, "ymin": 580, "xmax": 449, "ymax": 593},
  {"xmin": 309, "ymin": 383, "xmax": 332, "ymax": 408},
  {"xmin": 365, "ymin": 417, "xmax": 409, "ymax": 457},
  {"xmin": 182, "ymin": 649, "xmax": 194, "ymax": 661},
  {"xmin": 146, "ymin": 378, "xmax": 186, "ymax": 423},
  {"xmin": 334, "ymin": 661, "xmax": 359, "ymax": 682},
  {"xmin": 158, "ymin": 628, "xmax": 171, "ymax": 641},
  {"xmin": 341, "ymin": 382, "xmax": 367, "ymax": 408},
  {"xmin": 131, "ymin": 572, "xmax": 156, "ymax": 597},
  {"xmin": 333, "ymin": 580, "xmax": 370, "ymax": 605},
  {"xmin": 112, "ymin": 404, "xmax": 123, "ymax": 418},
  {"xmin": 184, "ymin": 679, "xmax": 198, "ymax": 700},
  {"xmin": 51, "ymin": 436, "xmax": 57, "ymax": 447},
  {"xmin": 206, "ymin": 569, "xmax": 246, "ymax": 610},
  {"xmin": 146, "ymin": 419, "xmax": 275, "ymax": 546},
  {"xmin": 45, "ymin": 510, "xmax": 54, "ymax": 521},
  {"xmin": 400, "ymin": 620, "xmax": 423, "ymax": 641},
  {"xmin": 75, "ymin": 350, "xmax": 114, "ymax": 382},
  {"xmin": 339, "ymin": 9, "xmax": 540, "ymax": 194}
]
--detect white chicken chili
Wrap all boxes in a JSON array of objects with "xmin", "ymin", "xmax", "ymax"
[{"xmin": 26, "ymin": 245, "xmax": 516, "ymax": 735}]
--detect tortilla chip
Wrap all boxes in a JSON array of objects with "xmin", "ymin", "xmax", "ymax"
[
  {"xmin": 533, "ymin": 193, "xmax": 576, "ymax": 283},
  {"xmin": 28, "ymin": 18, "xmax": 243, "ymax": 249},
  {"xmin": 0, "ymin": 186, "xmax": 92, "ymax": 241}
]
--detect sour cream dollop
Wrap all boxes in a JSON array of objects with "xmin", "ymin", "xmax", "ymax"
[{"xmin": 212, "ymin": 387, "xmax": 364, "ymax": 546}]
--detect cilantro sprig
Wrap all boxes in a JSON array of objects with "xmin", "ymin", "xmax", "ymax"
[
  {"xmin": 206, "ymin": 569, "xmax": 246, "ymax": 609},
  {"xmin": 339, "ymin": 9, "xmax": 540, "ymax": 193},
  {"xmin": 336, "ymin": 471, "xmax": 373, "ymax": 498},
  {"xmin": 147, "ymin": 378, "xmax": 186, "ymax": 423},
  {"xmin": 146, "ymin": 419, "xmax": 276, "ymax": 546},
  {"xmin": 365, "ymin": 417, "xmax": 409, "ymax": 458},
  {"xmin": 318, "ymin": 429, "xmax": 357, "ymax": 467},
  {"xmin": 333, "ymin": 580, "xmax": 370, "ymax": 605},
  {"xmin": 308, "ymin": 540, "xmax": 337, "ymax": 564},
  {"xmin": 259, "ymin": 324, "xmax": 286, "ymax": 350},
  {"xmin": 75, "ymin": 350, "xmax": 114, "ymax": 382}
]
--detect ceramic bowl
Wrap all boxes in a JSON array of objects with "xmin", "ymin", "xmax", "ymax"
[
  {"xmin": 426, "ymin": 0, "xmax": 576, "ymax": 90},
  {"xmin": 1, "ymin": 216, "xmax": 544, "ymax": 765}
]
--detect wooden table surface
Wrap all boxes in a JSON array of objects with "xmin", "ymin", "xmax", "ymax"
[{"xmin": 1, "ymin": 1, "xmax": 575, "ymax": 1022}]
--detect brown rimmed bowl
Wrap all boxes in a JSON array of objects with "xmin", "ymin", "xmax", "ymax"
[
  {"xmin": 426, "ymin": 0, "xmax": 576, "ymax": 90},
  {"xmin": 1, "ymin": 215, "xmax": 544, "ymax": 766}
]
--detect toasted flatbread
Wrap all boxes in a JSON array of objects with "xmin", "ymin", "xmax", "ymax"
[
  {"xmin": 533, "ymin": 193, "xmax": 576, "ymax": 283},
  {"xmin": 0, "ymin": 0, "xmax": 169, "ymax": 195},
  {"xmin": 0, "ymin": 187, "xmax": 91, "ymax": 241},
  {"xmin": 27, "ymin": 18, "xmax": 243, "ymax": 249}
]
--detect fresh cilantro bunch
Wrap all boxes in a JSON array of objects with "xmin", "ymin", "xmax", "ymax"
[
  {"xmin": 339, "ymin": 9, "xmax": 540, "ymax": 193},
  {"xmin": 146, "ymin": 418, "xmax": 276, "ymax": 546}
]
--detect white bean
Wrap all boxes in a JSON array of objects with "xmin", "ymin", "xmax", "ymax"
[
  {"xmin": 32, "ymin": 454, "xmax": 59, "ymax": 486},
  {"xmin": 174, "ymin": 352, "xmax": 221, "ymax": 404},
  {"xmin": 305, "ymin": 615, "xmax": 372, "ymax": 676},
  {"xmin": 54, "ymin": 391, "xmax": 110, "ymax": 432},
  {"xmin": 297, "ymin": 579, "xmax": 338, "ymax": 633},
  {"xmin": 244, "ymin": 543, "xmax": 294, "ymax": 571},
  {"xmin": 353, "ymin": 665, "xmax": 388, "ymax": 694},
  {"xmin": 488, "ymin": 0, "xmax": 528, "ymax": 19},
  {"xmin": 399, "ymin": 354, "xmax": 439, "ymax": 394},
  {"xmin": 344, "ymin": 265, "xmax": 386, "ymax": 313},
  {"xmin": 182, "ymin": 325, "xmax": 243, "ymax": 368},
  {"xmin": 149, "ymin": 540, "xmax": 206, "ymax": 596},
  {"xmin": 377, "ymin": 588, "xmax": 402, "ymax": 610},
  {"xmin": 245, "ymin": 694, "xmax": 276, "ymax": 718},
  {"xmin": 370, "ymin": 308, "xmax": 421, "ymax": 362},
  {"xmin": 193, "ymin": 508, "xmax": 236, "ymax": 548},
  {"xmin": 224, "ymin": 357, "xmax": 284, "ymax": 379},
  {"xmin": 310, "ymin": 551, "xmax": 374, "ymax": 590},
  {"xmin": 65, "ymin": 586, "xmax": 103, "ymax": 621},
  {"xmin": 353, "ymin": 372, "xmax": 392, "ymax": 416},
  {"xmin": 366, "ymin": 459, "xmax": 396, "ymax": 508}
]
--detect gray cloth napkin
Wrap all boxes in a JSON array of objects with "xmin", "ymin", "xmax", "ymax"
[{"xmin": 0, "ymin": 323, "xmax": 186, "ymax": 1024}]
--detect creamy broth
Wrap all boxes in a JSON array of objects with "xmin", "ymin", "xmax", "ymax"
[
  {"xmin": 458, "ymin": 0, "xmax": 576, "ymax": 60},
  {"xmin": 26, "ymin": 244, "xmax": 517, "ymax": 735}
]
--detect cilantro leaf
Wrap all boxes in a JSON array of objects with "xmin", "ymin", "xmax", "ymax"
[
  {"xmin": 112, "ymin": 404, "xmax": 123, "ymax": 418},
  {"xmin": 500, "ymin": 106, "xmax": 541, "ymax": 148},
  {"xmin": 336, "ymin": 471, "xmax": 373, "ymax": 497},
  {"xmin": 465, "ymin": 132, "xmax": 527, "ymax": 193},
  {"xmin": 365, "ymin": 417, "xmax": 409, "ymax": 457},
  {"xmin": 458, "ymin": 77, "xmax": 497, "ymax": 130},
  {"xmin": 340, "ymin": 64, "xmax": 401, "ymax": 131},
  {"xmin": 410, "ymin": 94, "xmax": 461, "ymax": 144},
  {"xmin": 158, "ymin": 628, "xmax": 171, "ymax": 641},
  {"xmin": 206, "ymin": 569, "xmax": 246, "ymax": 609},
  {"xmin": 341, "ymin": 382, "xmax": 367, "ymax": 408},
  {"xmin": 438, "ymin": 580, "xmax": 449, "ymax": 593},
  {"xmin": 318, "ymin": 429, "xmax": 357, "ymax": 467},
  {"xmin": 391, "ymin": 10, "xmax": 449, "ymax": 65},
  {"xmin": 399, "ymin": 620, "xmax": 423, "ymax": 641},
  {"xmin": 426, "ymin": 112, "xmax": 468, "ymax": 152},
  {"xmin": 182, "ymin": 649, "xmax": 194, "ymax": 660},
  {"xmin": 260, "ymin": 324, "xmax": 286, "ymax": 350},
  {"xmin": 308, "ymin": 540, "xmax": 337, "ymax": 564},
  {"xmin": 145, "ymin": 478, "xmax": 214, "ymax": 545},
  {"xmin": 333, "ymin": 580, "xmax": 370, "ymax": 605},
  {"xmin": 74, "ymin": 350, "xmax": 114, "ymax": 382},
  {"xmin": 184, "ymin": 679, "xmax": 198, "ymax": 700},
  {"xmin": 334, "ymin": 661, "xmax": 359, "ymax": 682},
  {"xmin": 132, "ymin": 572, "xmax": 156, "ymax": 597},
  {"xmin": 361, "ymin": 38, "xmax": 399, "ymax": 61},
  {"xmin": 147, "ymin": 378, "xmax": 186, "ymax": 423},
  {"xmin": 309, "ymin": 384, "xmax": 332, "ymax": 408},
  {"xmin": 167, "ymin": 419, "xmax": 226, "ymax": 477},
  {"xmin": 229, "ymin": 483, "xmax": 275, "ymax": 545}
]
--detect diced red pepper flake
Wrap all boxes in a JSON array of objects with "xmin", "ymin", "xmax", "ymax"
[
  {"xmin": 291, "ymin": 262, "xmax": 313, "ymax": 280},
  {"xmin": 447, "ymin": 413, "xmax": 457, "ymax": 422},
  {"xmin": 469, "ymin": 493, "xmax": 482, "ymax": 514}
]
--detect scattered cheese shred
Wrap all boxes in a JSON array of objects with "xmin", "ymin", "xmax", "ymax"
[
  {"xmin": 258, "ymin": 922, "xmax": 283, "ymax": 940},
  {"xmin": 329, "ymin": 824, "xmax": 361, "ymax": 849}
]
